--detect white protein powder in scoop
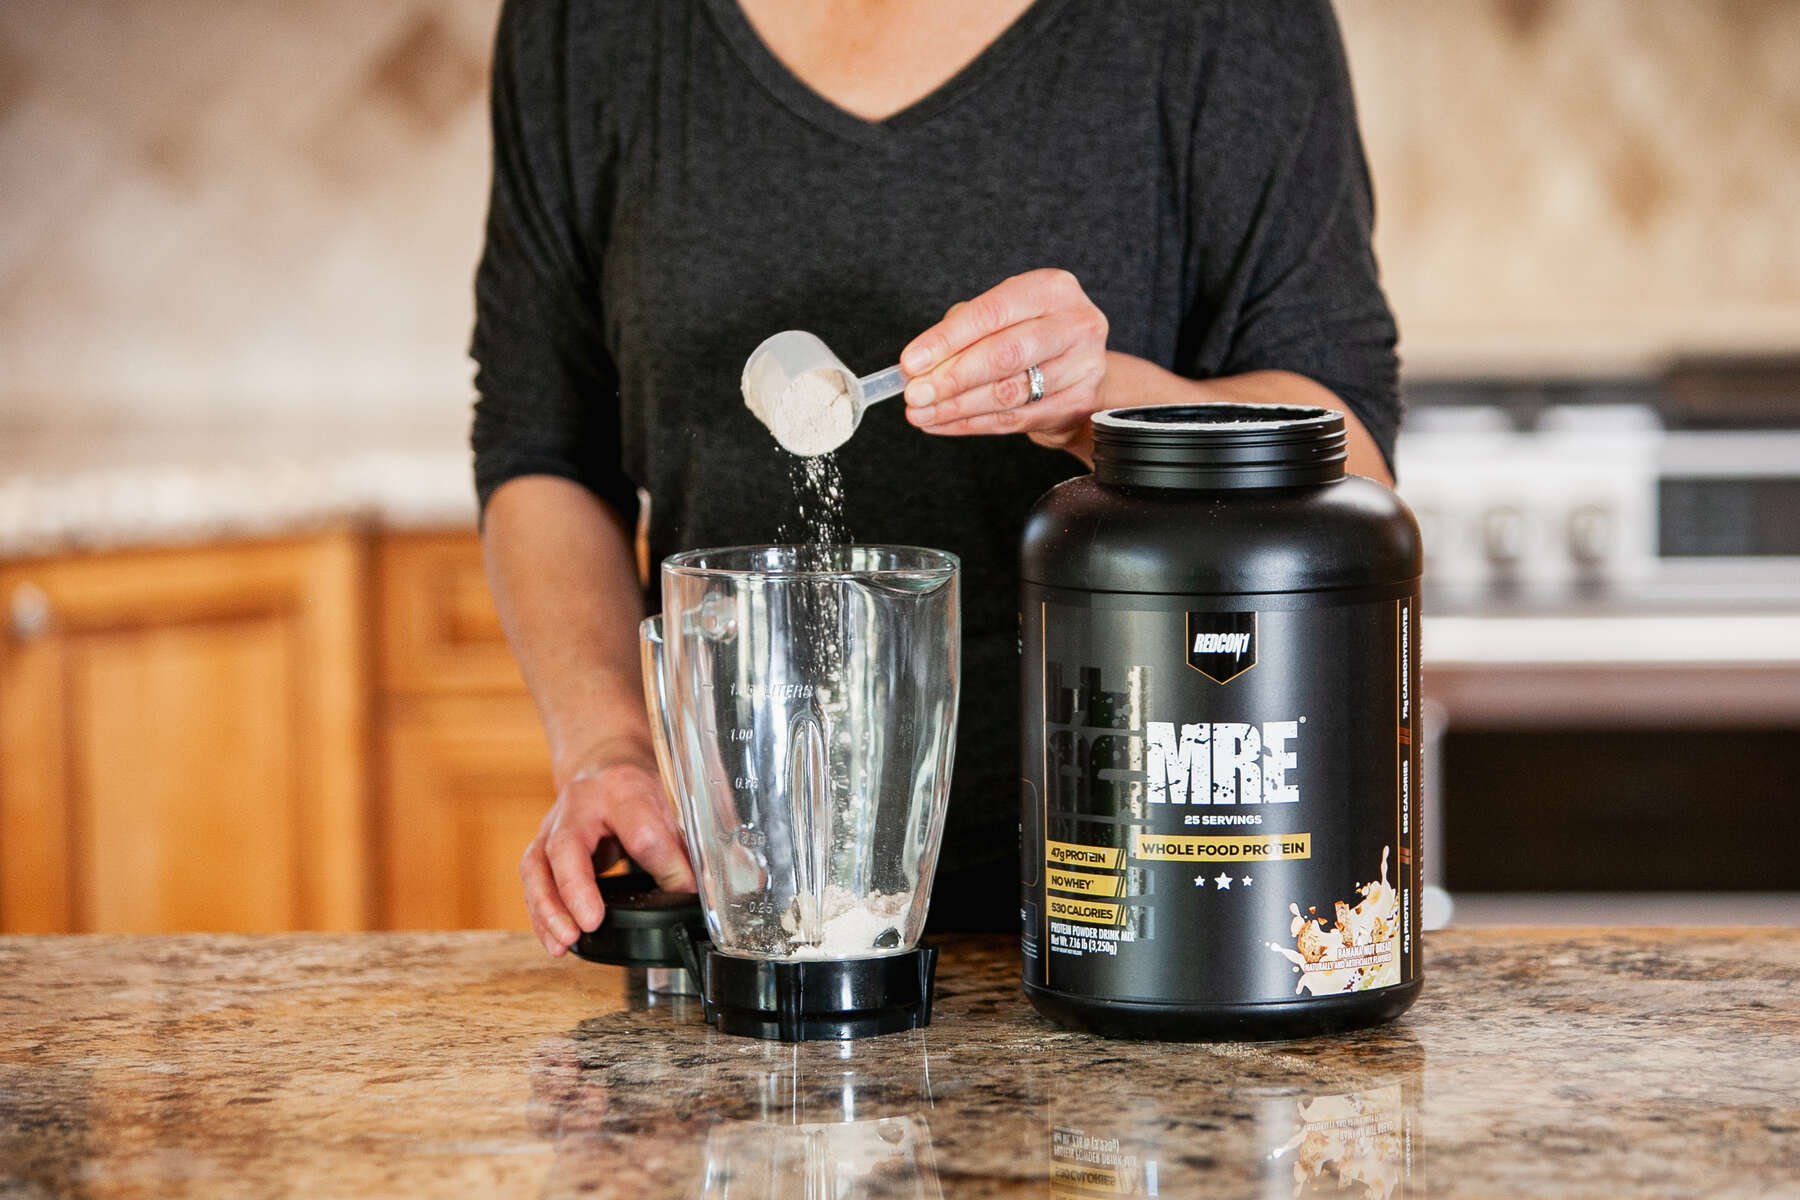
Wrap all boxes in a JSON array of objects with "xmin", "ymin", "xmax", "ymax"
[{"xmin": 745, "ymin": 366, "xmax": 858, "ymax": 457}]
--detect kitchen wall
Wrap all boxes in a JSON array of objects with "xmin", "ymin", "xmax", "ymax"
[
  {"xmin": 1341, "ymin": 0, "xmax": 1800, "ymax": 376},
  {"xmin": 0, "ymin": 1, "xmax": 497, "ymax": 427},
  {"xmin": 2, "ymin": 0, "xmax": 1798, "ymax": 428}
]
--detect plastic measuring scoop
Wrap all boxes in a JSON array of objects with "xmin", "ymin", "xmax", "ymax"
[{"xmin": 741, "ymin": 330, "xmax": 908, "ymax": 456}]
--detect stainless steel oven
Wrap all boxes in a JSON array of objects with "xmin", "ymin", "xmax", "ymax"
[{"xmin": 1395, "ymin": 379, "xmax": 1800, "ymax": 922}]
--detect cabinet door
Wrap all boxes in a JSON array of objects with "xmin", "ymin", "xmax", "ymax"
[
  {"xmin": 377, "ymin": 531, "xmax": 553, "ymax": 929},
  {"xmin": 377, "ymin": 531, "xmax": 526, "ymax": 694},
  {"xmin": 381, "ymin": 695, "xmax": 551, "ymax": 930},
  {"xmin": 0, "ymin": 533, "xmax": 369, "ymax": 932}
]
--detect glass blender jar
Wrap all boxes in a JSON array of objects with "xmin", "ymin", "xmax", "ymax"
[{"xmin": 633, "ymin": 545, "xmax": 959, "ymax": 1040}]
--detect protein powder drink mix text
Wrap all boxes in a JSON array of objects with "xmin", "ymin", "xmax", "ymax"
[{"xmin": 1020, "ymin": 404, "xmax": 1423, "ymax": 1040}]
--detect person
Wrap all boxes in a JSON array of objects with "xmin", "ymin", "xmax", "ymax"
[{"xmin": 471, "ymin": 0, "xmax": 1400, "ymax": 958}]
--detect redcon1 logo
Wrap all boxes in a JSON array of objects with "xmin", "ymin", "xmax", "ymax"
[{"xmin": 1185, "ymin": 612, "xmax": 1257, "ymax": 684}]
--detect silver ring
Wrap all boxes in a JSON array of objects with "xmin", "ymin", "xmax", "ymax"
[{"xmin": 1025, "ymin": 363, "xmax": 1045, "ymax": 404}]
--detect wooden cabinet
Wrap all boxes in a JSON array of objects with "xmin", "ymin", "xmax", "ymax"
[
  {"xmin": 0, "ymin": 528, "xmax": 555, "ymax": 934},
  {"xmin": 0, "ymin": 532, "xmax": 370, "ymax": 932},
  {"xmin": 376, "ymin": 529, "xmax": 530, "ymax": 695},
  {"xmin": 375, "ymin": 532, "xmax": 549, "ymax": 931},
  {"xmin": 380, "ymin": 695, "xmax": 549, "ymax": 930}
]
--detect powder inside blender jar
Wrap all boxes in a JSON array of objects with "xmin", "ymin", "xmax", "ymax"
[{"xmin": 779, "ymin": 884, "xmax": 913, "ymax": 959}]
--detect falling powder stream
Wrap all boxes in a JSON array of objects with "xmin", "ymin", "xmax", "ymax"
[
  {"xmin": 781, "ymin": 453, "xmax": 850, "ymax": 553},
  {"xmin": 742, "ymin": 361, "xmax": 920, "ymax": 959}
]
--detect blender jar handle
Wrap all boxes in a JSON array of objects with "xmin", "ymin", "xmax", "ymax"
[{"xmin": 638, "ymin": 614, "xmax": 683, "ymax": 823}]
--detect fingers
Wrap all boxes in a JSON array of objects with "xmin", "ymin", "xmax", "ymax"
[
  {"xmin": 614, "ymin": 795, "xmax": 697, "ymax": 896},
  {"xmin": 902, "ymin": 270, "xmax": 1072, "ymax": 377},
  {"xmin": 901, "ymin": 269, "xmax": 1108, "ymax": 439},
  {"xmin": 520, "ymin": 837, "xmax": 580, "ymax": 957},
  {"xmin": 542, "ymin": 764, "xmax": 662, "ymax": 928},
  {"xmin": 523, "ymin": 760, "xmax": 696, "ymax": 958},
  {"xmin": 928, "ymin": 383, "xmax": 1097, "ymax": 438},
  {"xmin": 586, "ymin": 762, "xmax": 695, "ymax": 894},
  {"xmin": 903, "ymin": 314, "xmax": 1069, "ymax": 416},
  {"xmin": 544, "ymin": 807, "xmax": 610, "ymax": 936},
  {"xmin": 906, "ymin": 346, "xmax": 1090, "ymax": 433}
]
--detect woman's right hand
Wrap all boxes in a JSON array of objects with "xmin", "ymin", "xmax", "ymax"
[{"xmin": 519, "ymin": 751, "xmax": 696, "ymax": 957}]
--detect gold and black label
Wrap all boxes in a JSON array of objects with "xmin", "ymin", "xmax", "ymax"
[{"xmin": 1021, "ymin": 586, "xmax": 1422, "ymax": 1005}]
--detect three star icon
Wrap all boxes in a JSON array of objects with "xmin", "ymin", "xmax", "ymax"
[{"xmin": 1194, "ymin": 873, "xmax": 1255, "ymax": 889}]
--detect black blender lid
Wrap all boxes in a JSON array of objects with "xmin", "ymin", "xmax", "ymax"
[{"xmin": 570, "ymin": 871, "xmax": 707, "ymax": 969}]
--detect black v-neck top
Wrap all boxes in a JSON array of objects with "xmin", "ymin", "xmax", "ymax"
[
  {"xmin": 700, "ymin": 0, "xmax": 1079, "ymax": 144},
  {"xmin": 469, "ymin": 0, "xmax": 1399, "ymax": 893}
]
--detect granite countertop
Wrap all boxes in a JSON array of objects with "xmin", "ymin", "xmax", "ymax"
[
  {"xmin": 0, "ymin": 421, "xmax": 476, "ymax": 558},
  {"xmin": 3, "ymin": 931, "xmax": 1796, "ymax": 1198}
]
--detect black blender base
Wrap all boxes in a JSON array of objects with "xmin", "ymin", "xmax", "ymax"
[{"xmin": 699, "ymin": 945, "xmax": 939, "ymax": 1042}]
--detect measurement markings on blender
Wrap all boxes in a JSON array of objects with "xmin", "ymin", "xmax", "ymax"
[{"xmin": 727, "ymin": 682, "xmax": 814, "ymax": 700}]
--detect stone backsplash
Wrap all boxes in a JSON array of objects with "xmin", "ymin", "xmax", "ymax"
[
  {"xmin": 1341, "ymin": 0, "xmax": 1800, "ymax": 376},
  {"xmin": 2, "ymin": 0, "xmax": 1796, "ymax": 426}
]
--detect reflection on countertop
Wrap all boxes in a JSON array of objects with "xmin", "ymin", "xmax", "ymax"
[{"xmin": 1, "ymin": 931, "xmax": 1796, "ymax": 1197}]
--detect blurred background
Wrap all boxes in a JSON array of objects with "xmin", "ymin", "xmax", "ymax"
[{"xmin": 1, "ymin": 0, "xmax": 1795, "ymax": 934}]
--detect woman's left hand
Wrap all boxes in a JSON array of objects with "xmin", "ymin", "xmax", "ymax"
[{"xmin": 899, "ymin": 268, "xmax": 1109, "ymax": 455}]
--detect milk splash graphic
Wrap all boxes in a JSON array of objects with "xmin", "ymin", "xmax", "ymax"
[{"xmin": 1268, "ymin": 846, "xmax": 1401, "ymax": 995}]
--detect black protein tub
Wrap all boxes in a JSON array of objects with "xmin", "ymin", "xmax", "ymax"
[{"xmin": 1019, "ymin": 404, "xmax": 1423, "ymax": 1040}]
